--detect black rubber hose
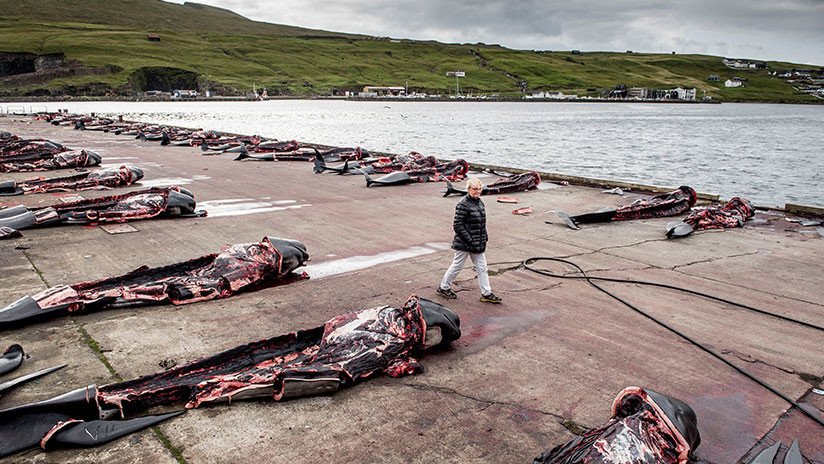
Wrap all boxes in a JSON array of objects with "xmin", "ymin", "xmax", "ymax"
[
  {"xmin": 521, "ymin": 256, "xmax": 824, "ymax": 428},
  {"xmin": 522, "ymin": 258, "xmax": 823, "ymax": 333}
]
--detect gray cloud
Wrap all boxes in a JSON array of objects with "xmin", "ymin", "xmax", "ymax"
[{"xmin": 171, "ymin": 0, "xmax": 824, "ymax": 64}]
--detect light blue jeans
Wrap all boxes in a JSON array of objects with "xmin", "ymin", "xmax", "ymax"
[{"xmin": 439, "ymin": 250, "xmax": 492, "ymax": 295}]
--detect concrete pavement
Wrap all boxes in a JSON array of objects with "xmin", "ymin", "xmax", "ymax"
[{"xmin": 1, "ymin": 115, "xmax": 822, "ymax": 463}]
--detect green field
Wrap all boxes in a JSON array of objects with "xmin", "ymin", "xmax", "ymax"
[{"xmin": 0, "ymin": 0, "xmax": 820, "ymax": 102}]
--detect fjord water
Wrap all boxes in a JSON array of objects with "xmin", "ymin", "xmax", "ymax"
[{"xmin": 14, "ymin": 100, "xmax": 824, "ymax": 207}]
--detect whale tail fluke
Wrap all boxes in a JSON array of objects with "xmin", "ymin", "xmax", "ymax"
[
  {"xmin": 443, "ymin": 180, "xmax": 465, "ymax": 197},
  {"xmin": 553, "ymin": 211, "xmax": 580, "ymax": 230},
  {"xmin": 337, "ymin": 160, "xmax": 349, "ymax": 175},
  {"xmin": 233, "ymin": 147, "xmax": 251, "ymax": 161},
  {"xmin": 313, "ymin": 155, "xmax": 326, "ymax": 173}
]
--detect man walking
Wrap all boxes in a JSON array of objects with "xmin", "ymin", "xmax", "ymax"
[{"xmin": 437, "ymin": 177, "xmax": 502, "ymax": 304}]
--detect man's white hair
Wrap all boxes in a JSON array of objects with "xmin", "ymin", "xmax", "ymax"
[{"xmin": 466, "ymin": 177, "xmax": 483, "ymax": 189}]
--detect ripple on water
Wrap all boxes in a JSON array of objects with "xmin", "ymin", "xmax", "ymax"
[{"xmin": 29, "ymin": 100, "xmax": 824, "ymax": 207}]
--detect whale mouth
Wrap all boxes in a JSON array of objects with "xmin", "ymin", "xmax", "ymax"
[
  {"xmin": 128, "ymin": 166, "xmax": 144, "ymax": 180},
  {"xmin": 85, "ymin": 150, "xmax": 102, "ymax": 164}
]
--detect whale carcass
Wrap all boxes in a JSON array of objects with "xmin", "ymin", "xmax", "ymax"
[
  {"xmin": 0, "ymin": 236, "xmax": 309, "ymax": 330},
  {"xmin": 0, "ymin": 295, "xmax": 460, "ymax": 458}
]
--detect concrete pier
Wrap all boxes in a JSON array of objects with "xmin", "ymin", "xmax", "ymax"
[{"xmin": 1, "ymin": 115, "xmax": 822, "ymax": 463}]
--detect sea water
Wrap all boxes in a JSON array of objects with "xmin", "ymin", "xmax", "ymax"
[{"xmin": 5, "ymin": 100, "xmax": 823, "ymax": 207}]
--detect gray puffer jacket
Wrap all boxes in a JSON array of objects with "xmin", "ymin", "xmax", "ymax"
[{"xmin": 452, "ymin": 195, "xmax": 488, "ymax": 253}]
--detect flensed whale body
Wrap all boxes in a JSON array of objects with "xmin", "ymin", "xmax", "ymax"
[
  {"xmin": 533, "ymin": 386, "xmax": 700, "ymax": 464},
  {"xmin": 0, "ymin": 150, "xmax": 101, "ymax": 173},
  {"xmin": 0, "ymin": 166, "xmax": 143, "ymax": 196},
  {"xmin": 554, "ymin": 186, "xmax": 698, "ymax": 230},
  {"xmin": 443, "ymin": 171, "xmax": 541, "ymax": 197},
  {"xmin": 0, "ymin": 296, "xmax": 460, "ymax": 459},
  {"xmin": 0, "ymin": 186, "xmax": 202, "ymax": 236},
  {"xmin": 666, "ymin": 196, "xmax": 754, "ymax": 238},
  {"xmin": 0, "ymin": 236, "xmax": 309, "ymax": 330}
]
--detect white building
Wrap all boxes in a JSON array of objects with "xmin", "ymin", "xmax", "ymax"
[
  {"xmin": 723, "ymin": 58, "xmax": 767, "ymax": 69},
  {"xmin": 362, "ymin": 86, "xmax": 405, "ymax": 96},
  {"xmin": 675, "ymin": 87, "xmax": 697, "ymax": 100},
  {"xmin": 725, "ymin": 79, "xmax": 744, "ymax": 88},
  {"xmin": 172, "ymin": 89, "xmax": 198, "ymax": 99},
  {"xmin": 627, "ymin": 87, "xmax": 650, "ymax": 99},
  {"xmin": 525, "ymin": 91, "xmax": 572, "ymax": 99}
]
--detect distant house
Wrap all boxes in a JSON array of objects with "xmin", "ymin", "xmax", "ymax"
[
  {"xmin": 627, "ymin": 87, "xmax": 649, "ymax": 99},
  {"xmin": 172, "ymin": 89, "xmax": 198, "ymax": 99},
  {"xmin": 723, "ymin": 58, "xmax": 767, "ymax": 69},
  {"xmin": 797, "ymin": 85, "xmax": 823, "ymax": 95},
  {"xmin": 571, "ymin": 50, "xmax": 581, "ymax": 55},
  {"xmin": 608, "ymin": 84, "xmax": 628, "ymax": 99},
  {"xmin": 674, "ymin": 87, "xmax": 697, "ymax": 101},
  {"xmin": 725, "ymin": 79, "xmax": 744, "ymax": 88},
  {"xmin": 362, "ymin": 86, "xmax": 405, "ymax": 96},
  {"xmin": 146, "ymin": 34, "xmax": 161, "ymax": 42},
  {"xmin": 623, "ymin": 87, "xmax": 695, "ymax": 100},
  {"xmin": 723, "ymin": 58, "xmax": 749, "ymax": 69},
  {"xmin": 707, "ymin": 74, "xmax": 720, "ymax": 82},
  {"xmin": 525, "ymin": 91, "xmax": 572, "ymax": 99}
]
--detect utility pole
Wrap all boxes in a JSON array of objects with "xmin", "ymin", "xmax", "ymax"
[{"xmin": 445, "ymin": 71, "xmax": 465, "ymax": 96}]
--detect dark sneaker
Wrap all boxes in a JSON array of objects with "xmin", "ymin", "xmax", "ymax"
[
  {"xmin": 480, "ymin": 292, "xmax": 502, "ymax": 304},
  {"xmin": 436, "ymin": 286, "xmax": 457, "ymax": 299}
]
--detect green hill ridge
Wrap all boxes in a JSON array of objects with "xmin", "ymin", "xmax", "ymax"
[{"xmin": 0, "ymin": 0, "xmax": 820, "ymax": 102}]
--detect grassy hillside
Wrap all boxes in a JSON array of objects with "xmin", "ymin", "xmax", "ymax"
[
  {"xmin": 0, "ymin": 0, "xmax": 820, "ymax": 102},
  {"xmin": 0, "ymin": 0, "xmax": 361, "ymax": 37}
]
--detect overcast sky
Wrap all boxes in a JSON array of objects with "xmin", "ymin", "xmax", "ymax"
[{"xmin": 170, "ymin": 0, "xmax": 824, "ymax": 65}]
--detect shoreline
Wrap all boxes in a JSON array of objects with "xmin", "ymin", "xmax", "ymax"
[
  {"xmin": 458, "ymin": 161, "xmax": 823, "ymax": 216},
  {"xmin": 4, "ymin": 96, "xmax": 824, "ymax": 105},
  {"xmin": 3, "ymin": 111, "xmax": 821, "ymax": 215},
  {"xmin": 109, "ymin": 113, "xmax": 824, "ymax": 216}
]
